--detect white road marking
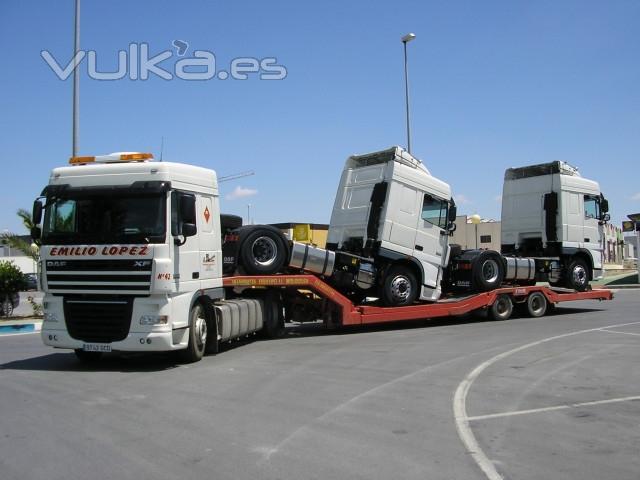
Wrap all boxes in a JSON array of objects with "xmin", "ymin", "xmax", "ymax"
[
  {"xmin": 467, "ymin": 395, "xmax": 640, "ymax": 421},
  {"xmin": 453, "ymin": 321, "xmax": 640, "ymax": 480},
  {"xmin": 599, "ymin": 328, "xmax": 640, "ymax": 337}
]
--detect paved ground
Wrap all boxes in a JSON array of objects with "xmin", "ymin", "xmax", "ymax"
[{"xmin": 0, "ymin": 290, "xmax": 638, "ymax": 480}]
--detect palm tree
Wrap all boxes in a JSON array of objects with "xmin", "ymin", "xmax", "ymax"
[{"xmin": 1, "ymin": 208, "xmax": 39, "ymax": 261}]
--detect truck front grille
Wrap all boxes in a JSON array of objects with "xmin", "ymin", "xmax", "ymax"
[
  {"xmin": 45, "ymin": 259, "xmax": 152, "ymax": 295},
  {"xmin": 64, "ymin": 296, "xmax": 134, "ymax": 343}
]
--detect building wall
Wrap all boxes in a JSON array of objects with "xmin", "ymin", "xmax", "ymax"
[
  {"xmin": 0, "ymin": 256, "xmax": 38, "ymax": 274},
  {"xmin": 450, "ymin": 216, "xmax": 502, "ymax": 251},
  {"xmin": 602, "ymin": 223, "xmax": 624, "ymax": 264}
]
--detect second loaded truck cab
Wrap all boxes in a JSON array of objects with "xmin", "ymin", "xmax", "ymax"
[{"xmin": 501, "ymin": 161, "xmax": 610, "ymax": 291}]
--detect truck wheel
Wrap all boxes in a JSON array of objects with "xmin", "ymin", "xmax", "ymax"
[
  {"xmin": 526, "ymin": 291, "xmax": 547, "ymax": 317},
  {"xmin": 381, "ymin": 265, "xmax": 418, "ymax": 306},
  {"xmin": 180, "ymin": 302, "xmax": 208, "ymax": 363},
  {"xmin": 240, "ymin": 228, "xmax": 288, "ymax": 275},
  {"xmin": 564, "ymin": 258, "xmax": 589, "ymax": 292},
  {"xmin": 472, "ymin": 251, "xmax": 505, "ymax": 292},
  {"xmin": 74, "ymin": 350, "xmax": 103, "ymax": 362},
  {"xmin": 490, "ymin": 294, "xmax": 513, "ymax": 321},
  {"xmin": 261, "ymin": 292, "xmax": 285, "ymax": 339}
]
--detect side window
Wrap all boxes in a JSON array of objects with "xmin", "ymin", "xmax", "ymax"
[
  {"xmin": 584, "ymin": 195, "xmax": 599, "ymax": 219},
  {"xmin": 48, "ymin": 200, "xmax": 76, "ymax": 233},
  {"xmin": 421, "ymin": 195, "xmax": 448, "ymax": 229}
]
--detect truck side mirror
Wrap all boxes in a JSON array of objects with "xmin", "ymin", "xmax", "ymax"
[
  {"xmin": 600, "ymin": 198, "xmax": 609, "ymax": 214},
  {"xmin": 180, "ymin": 194, "xmax": 196, "ymax": 224},
  {"xmin": 448, "ymin": 202, "xmax": 457, "ymax": 222},
  {"xmin": 181, "ymin": 222, "xmax": 197, "ymax": 238},
  {"xmin": 32, "ymin": 199, "xmax": 43, "ymax": 225},
  {"xmin": 174, "ymin": 193, "xmax": 197, "ymax": 245}
]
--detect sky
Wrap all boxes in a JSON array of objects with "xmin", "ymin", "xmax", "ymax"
[{"xmin": 1, "ymin": 0, "xmax": 639, "ymax": 235}]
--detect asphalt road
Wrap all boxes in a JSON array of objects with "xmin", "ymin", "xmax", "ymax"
[{"xmin": 0, "ymin": 290, "xmax": 638, "ymax": 480}]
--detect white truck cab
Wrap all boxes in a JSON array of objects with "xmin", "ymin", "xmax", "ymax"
[
  {"xmin": 501, "ymin": 161, "xmax": 609, "ymax": 289},
  {"xmin": 325, "ymin": 146, "xmax": 457, "ymax": 303},
  {"xmin": 33, "ymin": 153, "xmax": 283, "ymax": 362}
]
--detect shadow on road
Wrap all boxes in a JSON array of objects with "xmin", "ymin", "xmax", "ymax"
[
  {"xmin": 279, "ymin": 305, "xmax": 606, "ymax": 339},
  {"xmin": 0, "ymin": 351, "xmax": 184, "ymax": 372},
  {"xmin": 1, "ymin": 306, "xmax": 606, "ymax": 371}
]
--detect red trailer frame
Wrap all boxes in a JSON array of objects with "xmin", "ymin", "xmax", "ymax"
[{"xmin": 223, "ymin": 275, "xmax": 614, "ymax": 326}]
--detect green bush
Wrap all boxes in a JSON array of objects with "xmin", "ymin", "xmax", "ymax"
[{"xmin": 0, "ymin": 260, "xmax": 26, "ymax": 296}]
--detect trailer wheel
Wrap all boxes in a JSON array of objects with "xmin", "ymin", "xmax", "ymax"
[
  {"xmin": 74, "ymin": 350, "xmax": 103, "ymax": 362},
  {"xmin": 180, "ymin": 302, "xmax": 208, "ymax": 363},
  {"xmin": 472, "ymin": 251, "xmax": 505, "ymax": 292},
  {"xmin": 240, "ymin": 228, "xmax": 288, "ymax": 275},
  {"xmin": 564, "ymin": 258, "xmax": 589, "ymax": 292},
  {"xmin": 526, "ymin": 291, "xmax": 547, "ymax": 317},
  {"xmin": 490, "ymin": 294, "xmax": 513, "ymax": 321},
  {"xmin": 381, "ymin": 265, "xmax": 418, "ymax": 306}
]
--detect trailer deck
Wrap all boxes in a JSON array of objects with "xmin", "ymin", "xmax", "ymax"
[{"xmin": 223, "ymin": 275, "xmax": 614, "ymax": 326}]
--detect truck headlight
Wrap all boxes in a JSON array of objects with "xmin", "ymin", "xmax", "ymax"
[
  {"xmin": 44, "ymin": 312, "xmax": 59, "ymax": 323},
  {"xmin": 139, "ymin": 315, "xmax": 168, "ymax": 325}
]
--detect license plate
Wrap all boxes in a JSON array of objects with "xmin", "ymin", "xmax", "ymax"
[{"xmin": 82, "ymin": 343, "xmax": 112, "ymax": 353}]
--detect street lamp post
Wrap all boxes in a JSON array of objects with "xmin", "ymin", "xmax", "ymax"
[
  {"xmin": 72, "ymin": 0, "xmax": 80, "ymax": 157},
  {"xmin": 401, "ymin": 33, "xmax": 416, "ymax": 154}
]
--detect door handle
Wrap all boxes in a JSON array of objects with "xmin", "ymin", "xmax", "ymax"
[
  {"xmin": 415, "ymin": 245, "xmax": 423, "ymax": 251},
  {"xmin": 584, "ymin": 238, "xmax": 590, "ymax": 242}
]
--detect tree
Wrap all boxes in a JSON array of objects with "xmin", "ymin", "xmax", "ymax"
[
  {"xmin": 0, "ymin": 260, "xmax": 25, "ymax": 317},
  {"xmin": 0, "ymin": 208, "xmax": 39, "ymax": 262}
]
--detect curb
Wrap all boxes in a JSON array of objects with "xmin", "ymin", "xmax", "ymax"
[{"xmin": 605, "ymin": 285, "xmax": 640, "ymax": 290}]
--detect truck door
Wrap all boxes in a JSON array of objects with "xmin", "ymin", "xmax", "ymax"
[
  {"xmin": 413, "ymin": 194, "xmax": 450, "ymax": 289},
  {"xmin": 171, "ymin": 191, "xmax": 200, "ymax": 292},
  {"xmin": 583, "ymin": 194, "xmax": 602, "ymax": 266}
]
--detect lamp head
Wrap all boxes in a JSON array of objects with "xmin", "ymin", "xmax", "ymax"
[{"xmin": 401, "ymin": 33, "xmax": 416, "ymax": 43}]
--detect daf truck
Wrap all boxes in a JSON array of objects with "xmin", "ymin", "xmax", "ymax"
[{"xmin": 31, "ymin": 149, "xmax": 612, "ymax": 363}]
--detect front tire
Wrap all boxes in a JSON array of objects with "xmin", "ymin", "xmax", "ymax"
[
  {"xmin": 564, "ymin": 258, "xmax": 589, "ymax": 292},
  {"xmin": 381, "ymin": 265, "xmax": 418, "ymax": 306},
  {"xmin": 180, "ymin": 302, "xmax": 210, "ymax": 363}
]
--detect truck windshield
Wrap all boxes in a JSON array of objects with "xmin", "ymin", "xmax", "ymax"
[{"xmin": 42, "ymin": 192, "xmax": 166, "ymax": 245}]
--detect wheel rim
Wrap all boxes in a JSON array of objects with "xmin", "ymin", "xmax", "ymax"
[
  {"xmin": 251, "ymin": 236, "xmax": 278, "ymax": 267},
  {"xmin": 389, "ymin": 275, "xmax": 412, "ymax": 303},
  {"xmin": 482, "ymin": 259, "xmax": 500, "ymax": 284},
  {"xmin": 194, "ymin": 306, "xmax": 207, "ymax": 349},
  {"xmin": 572, "ymin": 265, "xmax": 587, "ymax": 287},
  {"xmin": 496, "ymin": 298, "xmax": 509, "ymax": 315}
]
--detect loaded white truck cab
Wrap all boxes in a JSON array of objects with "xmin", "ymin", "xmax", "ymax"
[
  {"xmin": 33, "ymin": 153, "xmax": 285, "ymax": 362},
  {"xmin": 501, "ymin": 161, "xmax": 609, "ymax": 290},
  {"xmin": 325, "ymin": 146, "xmax": 456, "ymax": 302},
  {"xmin": 289, "ymin": 146, "xmax": 524, "ymax": 305}
]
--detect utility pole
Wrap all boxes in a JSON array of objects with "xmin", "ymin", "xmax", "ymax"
[{"xmin": 72, "ymin": 0, "xmax": 80, "ymax": 157}]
